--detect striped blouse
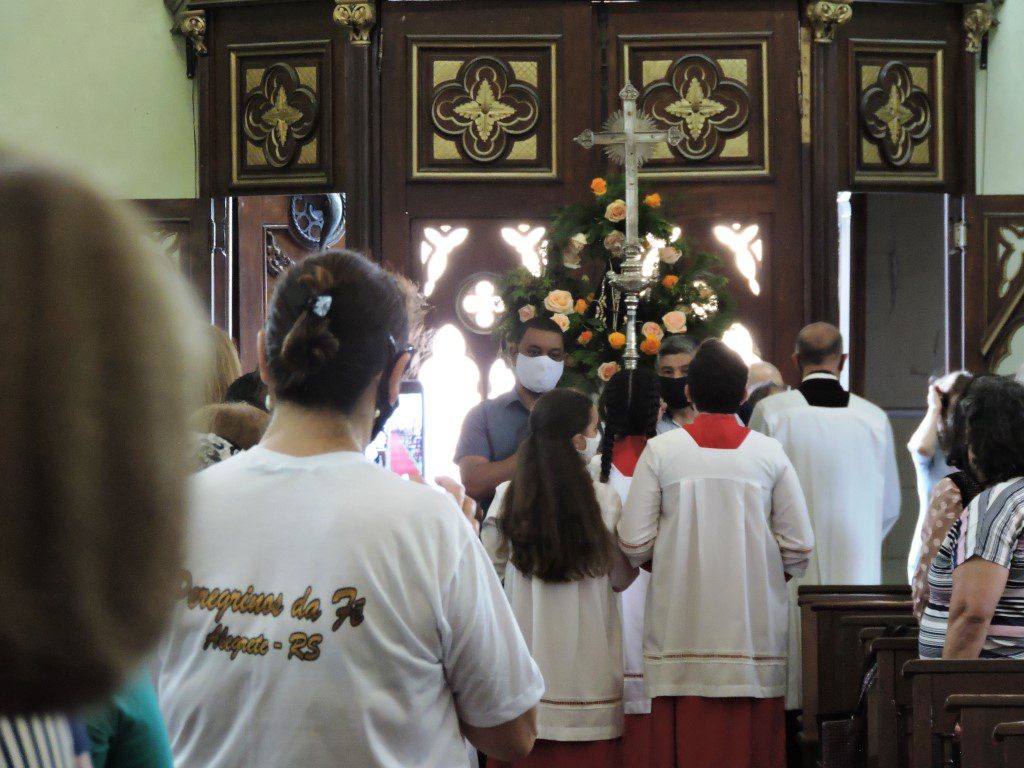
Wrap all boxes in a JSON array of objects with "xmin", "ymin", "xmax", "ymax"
[
  {"xmin": 920, "ymin": 477, "xmax": 1024, "ymax": 659},
  {"xmin": 0, "ymin": 713, "xmax": 78, "ymax": 767}
]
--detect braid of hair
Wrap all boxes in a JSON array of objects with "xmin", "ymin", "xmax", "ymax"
[
  {"xmin": 599, "ymin": 430, "xmax": 616, "ymax": 483},
  {"xmin": 644, "ymin": 376, "xmax": 662, "ymax": 438}
]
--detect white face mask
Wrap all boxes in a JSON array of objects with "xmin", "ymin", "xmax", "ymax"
[
  {"xmin": 515, "ymin": 354, "xmax": 564, "ymax": 394},
  {"xmin": 578, "ymin": 433, "xmax": 601, "ymax": 463}
]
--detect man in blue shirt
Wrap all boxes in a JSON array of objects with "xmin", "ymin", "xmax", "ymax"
[{"xmin": 456, "ymin": 317, "xmax": 565, "ymax": 510}]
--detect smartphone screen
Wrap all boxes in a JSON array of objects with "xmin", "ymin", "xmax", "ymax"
[{"xmin": 368, "ymin": 380, "xmax": 426, "ymax": 477}]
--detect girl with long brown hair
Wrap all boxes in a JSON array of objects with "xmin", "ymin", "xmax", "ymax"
[{"xmin": 482, "ymin": 388, "xmax": 638, "ymax": 768}]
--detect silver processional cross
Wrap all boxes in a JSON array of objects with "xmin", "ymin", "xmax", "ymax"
[{"xmin": 574, "ymin": 82, "xmax": 683, "ymax": 370}]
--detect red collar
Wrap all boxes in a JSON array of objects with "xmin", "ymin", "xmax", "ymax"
[
  {"xmin": 683, "ymin": 413, "xmax": 750, "ymax": 449},
  {"xmin": 612, "ymin": 435, "xmax": 648, "ymax": 477}
]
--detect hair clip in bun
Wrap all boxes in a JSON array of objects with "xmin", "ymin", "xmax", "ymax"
[{"xmin": 310, "ymin": 295, "xmax": 333, "ymax": 318}]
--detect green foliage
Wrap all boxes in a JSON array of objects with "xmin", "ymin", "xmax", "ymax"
[{"xmin": 495, "ymin": 174, "xmax": 735, "ymax": 392}]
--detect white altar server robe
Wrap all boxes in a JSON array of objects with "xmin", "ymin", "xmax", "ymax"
[
  {"xmin": 617, "ymin": 415, "xmax": 814, "ymax": 700},
  {"xmin": 482, "ymin": 479, "xmax": 632, "ymax": 741},
  {"xmin": 749, "ymin": 374, "xmax": 901, "ymax": 707},
  {"xmin": 589, "ymin": 450, "xmax": 652, "ymax": 715}
]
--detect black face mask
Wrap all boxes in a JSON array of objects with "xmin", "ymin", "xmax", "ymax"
[
  {"xmin": 371, "ymin": 336, "xmax": 414, "ymax": 441},
  {"xmin": 660, "ymin": 375, "xmax": 689, "ymax": 411}
]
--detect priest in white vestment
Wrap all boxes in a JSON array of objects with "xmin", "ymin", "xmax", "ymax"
[
  {"xmin": 748, "ymin": 323, "xmax": 900, "ymax": 711},
  {"xmin": 619, "ymin": 340, "xmax": 814, "ymax": 768}
]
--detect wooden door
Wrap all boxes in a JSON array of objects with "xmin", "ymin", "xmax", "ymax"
[
  {"xmin": 236, "ymin": 194, "xmax": 347, "ymax": 370},
  {"xmin": 136, "ymin": 198, "xmax": 232, "ymax": 332},
  {"xmin": 964, "ymin": 195, "xmax": 1024, "ymax": 373}
]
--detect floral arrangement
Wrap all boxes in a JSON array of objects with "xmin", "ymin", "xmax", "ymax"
[{"xmin": 494, "ymin": 175, "xmax": 733, "ymax": 391}]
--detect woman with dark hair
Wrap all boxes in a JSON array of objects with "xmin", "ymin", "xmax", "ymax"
[
  {"xmin": 594, "ymin": 369, "xmax": 661, "ymax": 768},
  {"xmin": 158, "ymin": 251, "xmax": 543, "ymax": 767},
  {"xmin": 919, "ymin": 375, "xmax": 1024, "ymax": 660},
  {"xmin": 910, "ymin": 374, "xmax": 979, "ymax": 619},
  {"xmin": 482, "ymin": 388, "xmax": 638, "ymax": 768}
]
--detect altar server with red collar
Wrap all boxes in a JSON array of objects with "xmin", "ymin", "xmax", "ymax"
[
  {"xmin": 618, "ymin": 339, "xmax": 814, "ymax": 768},
  {"xmin": 482, "ymin": 388, "xmax": 638, "ymax": 768}
]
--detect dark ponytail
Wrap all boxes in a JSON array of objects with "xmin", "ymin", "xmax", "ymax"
[
  {"xmin": 597, "ymin": 368, "xmax": 661, "ymax": 482},
  {"xmin": 265, "ymin": 250, "xmax": 409, "ymax": 412},
  {"xmin": 498, "ymin": 389, "xmax": 612, "ymax": 582}
]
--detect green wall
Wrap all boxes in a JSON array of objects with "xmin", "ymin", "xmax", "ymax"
[
  {"xmin": 0, "ymin": 1, "xmax": 197, "ymax": 199},
  {"xmin": 977, "ymin": 4, "xmax": 1024, "ymax": 195}
]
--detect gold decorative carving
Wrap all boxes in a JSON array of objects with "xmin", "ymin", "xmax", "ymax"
[
  {"xmin": 333, "ymin": 2, "xmax": 376, "ymax": 46},
  {"xmin": 860, "ymin": 61, "xmax": 933, "ymax": 168},
  {"xmin": 964, "ymin": 3, "xmax": 998, "ymax": 54},
  {"xmin": 642, "ymin": 54, "xmax": 750, "ymax": 162},
  {"xmin": 806, "ymin": 2, "xmax": 853, "ymax": 44},
  {"xmin": 799, "ymin": 26, "xmax": 812, "ymax": 144},
  {"xmin": 179, "ymin": 10, "xmax": 207, "ymax": 56},
  {"xmin": 642, "ymin": 60, "xmax": 672, "ymax": 87},
  {"xmin": 509, "ymin": 61, "xmax": 539, "ymax": 88},
  {"xmin": 431, "ymin": 58, "xmax": 541, "ymax": 163},
  {"xmin": 432, "ymin": 60, "xmax": 462, "ymax": 88},
  {"xmin": 243, "ymin": 63, "xmax": 319, "ymax": 169}
]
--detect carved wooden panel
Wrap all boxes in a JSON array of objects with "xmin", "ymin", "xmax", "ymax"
[
  {"xmin": 852, "ymin": 44, "xmax": 943, "ymax": 184},
  {"xmin": 229, "ymin": 42, "xmax": 332, "ymax": 189},
  {"xmin": 625, "ymin": 37, "xmax": 769, "ymax": 178},
  {"xmin": 136, "ymin": 198, "xmax": 231, "ymax": 332},
  {"xmin": 965, "ymin": 196, "xmax": 1024, "ymax": 373},
  {"xmin": 411, "ymin": 39, "xmax": 557, "ymax": 179}
]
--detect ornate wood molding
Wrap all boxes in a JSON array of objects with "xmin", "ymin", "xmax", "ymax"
[
  {"xmin": 179, "ymin": 10, "xmax": 208, "ymax": 56},
  {"xmin": 333, "ymin": 2, "xmax": 376, "ymax": 46},
  {"xmin": 806, "ymin": 2, "xmax": 852, "ymax": 44},
  {"xmin": 964, "ymin": 2, "xmax": 999, "ymax": 55}
]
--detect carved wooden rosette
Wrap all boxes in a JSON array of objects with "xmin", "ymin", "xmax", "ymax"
[
  {"xmin": 431, "ymin": 58, "xmax": 541, "ymax": 163},
  {"xmin": 859, "ymin": 62, "xmax": 933, "ymax": 168},
  {"xmin": 625, "ymin": 38, "xmax": 768, "ymax": 178},
  {"xmin": 333, "ymin": 2, "xmax": 377, "ymax": 46},
  {"xmin": 412, "ymin": 40, "xmax": 556, "ymax": 179},
  {"xmin": 852, "ymin": 45, "xmax": 944, "ymax": 185},
  {"xmin": 806, "ymin": 1, "xmax": 853, "ymax": 44},
  {"xmin": 229, "ymin": 42, "xmax": 333, "ymax": 190}
]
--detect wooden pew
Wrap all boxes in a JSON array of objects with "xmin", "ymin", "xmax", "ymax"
[
  {"xmin": 993, "ymin": 721, "xmax": 1024, "ymax": 767},
  {"xmin": 799, "ymin": 587, "xmax": 914, "ymax": 756},
  {"xmin": 865, "ymin": 635, "xmax": 919, "ymax": 768},
  {"xmin": 903, "ymin": 660, "xmax": 1024, "ymax": 768},
  {"xmin": 945, "ymin": 695, "xmax": 1024, "ymax": 768}
]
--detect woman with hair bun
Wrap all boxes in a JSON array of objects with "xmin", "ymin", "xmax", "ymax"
[
  {"xmin": 594, "ymin": 368, "xmax": 662, "ymax": 767},
  {"xmin": 157, "ymin": 250, "xmax": 543, "ymax": 768}
]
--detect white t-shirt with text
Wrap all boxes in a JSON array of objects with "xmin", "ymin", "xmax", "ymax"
[{"xmin": 158, "ymin": 447, "xmax": 544, "ymax": 768}]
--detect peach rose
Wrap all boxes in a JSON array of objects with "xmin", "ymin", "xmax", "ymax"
[
  {"xmin": 574, "ymin": 298, "xmax": 589, "ymax": 315},
  {"xmin": 641, "ymin": 322, "xmax": 664, "ymax": 341},
  {"xmin": 598, "ymin": 361, "xmax": 621, "ymax": 382},
  {"xmin": 577, "ymin": 330, "xmax": 593, "ymax": 346},
  {"xmin": 662, "ymin": 275, "xmax": 679, "ymax": 289},
  {"xmin": 543, "ymin": 289, "xmax": 575, "ymax": 315},
  {"xmin": 551, "ymin": 313, "xmax": 571, "ymax": 333},
  {"xmin": 644, "ymin": 193, "xmax": 662, "ymax": 208},
  {"xmin": 640, "ymin": 336, "xmax": 661, "ymax": 355},
  {"xmin": 608, "ymin": 332, "xmax": 626, "ymax": 350},
  {"xmin": 604, "ymin": 230, "xmax": 625, "ymax": 256},
  {"xmin": 662, "ymin": 310, "xmax": 688, "ymax": 335},
  {"xmin": 518, "ymin": 305, "xmax": 536, "ymax": 322},
  {"xmin": 605, "ymin": 199, "xmax": 627, "ymax": 223},
  {"xmin": 659, "ymin": 246, "xmax": 682, "ymax": 265},
  {"xmin": 591, "ymin": 177, "xmax": 607, "ymax": 196}
]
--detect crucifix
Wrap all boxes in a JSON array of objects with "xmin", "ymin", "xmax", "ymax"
[{"xmin": 575, "ymin": 81, "xmax": 683, "ymax": 369}]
